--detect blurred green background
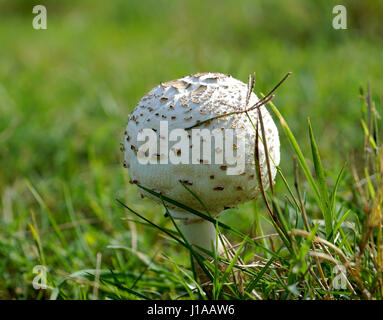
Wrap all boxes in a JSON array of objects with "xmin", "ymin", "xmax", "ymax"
[{"xmin": 0, "ymin": 0, "xmax": 382, "ymax": 299}]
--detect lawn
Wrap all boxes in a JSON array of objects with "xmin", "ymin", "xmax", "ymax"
[{"xmin": 1, "ymin": 0, "xmax": 383, "ymax": 299}]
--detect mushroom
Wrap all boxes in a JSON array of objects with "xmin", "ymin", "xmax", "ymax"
[{"xmin": 122, "ymin": 72, "xmax": 280, "ymax": 294}]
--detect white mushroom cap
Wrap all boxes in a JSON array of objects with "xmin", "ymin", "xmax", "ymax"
[{"xmin": 123, "ymin": 72, "xmax": 280, "ymax": 222}]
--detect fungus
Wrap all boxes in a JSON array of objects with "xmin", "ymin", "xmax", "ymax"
[{"xmin": 122, "ymin": 72, "xmax": 280, "ymax": 295}]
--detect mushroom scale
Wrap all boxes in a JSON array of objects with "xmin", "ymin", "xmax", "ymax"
[{"xmin": 123, "ymin": 72, "xmax": 280, "ymax": 222}]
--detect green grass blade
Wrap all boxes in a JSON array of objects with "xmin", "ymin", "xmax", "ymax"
[
  {"xmin": 308, "ymin": 118, "xmax": 332, "ymax": 239},
  {"xmin": 266, "ymin": 99, "xmax": 322, "ymax": 206},
  {"xmin": 216, "ymin": 237, "xmax": 248, "ymax": 298},
  {"xmin": 245, "ymin": 255, "xmax": 276, "ymax": 294}
]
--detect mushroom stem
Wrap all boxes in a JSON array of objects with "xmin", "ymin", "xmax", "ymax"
[
  {"xmin": 179, "ymin": 218, "xmax": 226, "ymax": 296},
  {"xmin": 178, "ymin": 218, "xmax": 245, "ymax": 298},
  {"xmin": 179, "ymin": 219, "xmax": 224, "ymax": 254}
]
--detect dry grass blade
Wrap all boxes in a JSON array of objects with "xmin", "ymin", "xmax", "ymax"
[
  {"xmin": 290, "ymin": 229, "xmax": 348, "ymax": 264},
  {"xmin": 254, "ymin": 122, "xmax": 276, "ymax": 223},
  {"xmin": 93, "ymin": 252, "xmax": 102, "ymax": 300},
  {"xmin": 185, "ymin": 72, "xmax": 291, "ymax": 130},
  {"xmin": 185, "ymin": 94, "xmax": 275, "ymax": 130},
  {"xmin": 257, "ymin": 107, "xmax": 274, "ymax": 194}
]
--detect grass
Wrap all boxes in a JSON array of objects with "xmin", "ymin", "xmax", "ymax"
[{"xmin": 1, "ymin": 0, "xmax": 383, "ymax": 299}]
